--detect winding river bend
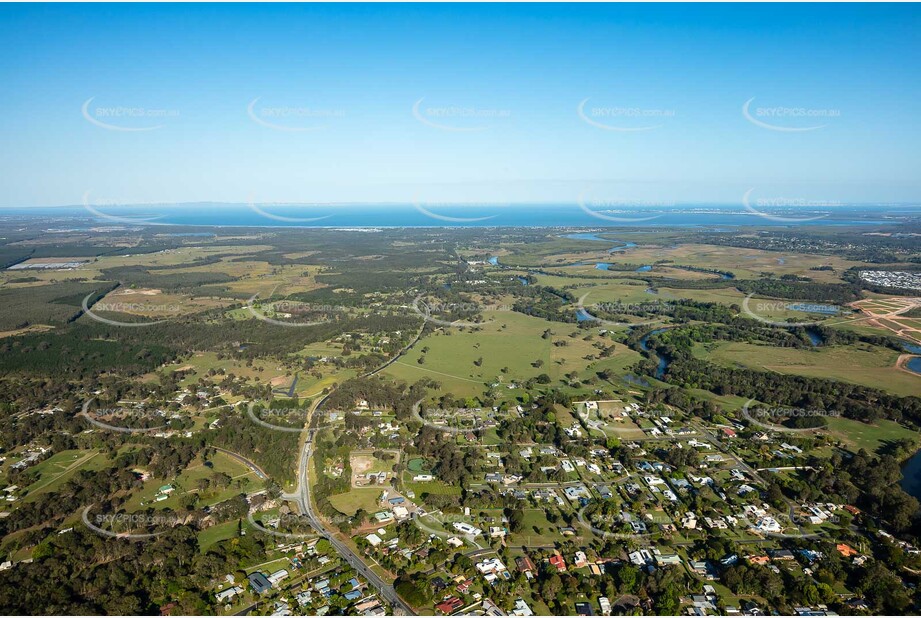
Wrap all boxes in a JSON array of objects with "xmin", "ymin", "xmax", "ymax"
[{"xmin": 639, "ymin": 328, "xmax": 670, "ymax": 379}]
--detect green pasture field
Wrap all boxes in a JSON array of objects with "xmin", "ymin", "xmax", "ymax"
[
  {"xmin": 692, "ymin": 340, "xmax": 918, "ymax": 397},
  {"xmin": 383, "ymin": 309, "xmax": 604, "ymax": 398},
  {"xmin": 152, "ymin": 350, "xmax": 341, "ymax": 397},
  {"xmin": 508, "ymin": 508, "xmax": 588, "ymax": 546},
  {"xmin": 584, "ymin": 243, "xmax": 863, "ymax": 282},
  {"xmin": 122, "ymin": 450, "xmax": 262, "ymax": 512},
  {"xmin": 21, "ymin": 449, "xmax": 107, "ymax": 502},
  {"xmin": 685, "ymin": 389, "xmax": 754, "ymax": 412},
  {"xmin": 500, "ymin": 240, "xmax": 864, "ymax": 283},
  {"xmin": 326, "ymin": 487, "xmax": 383, "ymax": 516},
  {"xmin": 824, "ymin": 416, "xmax": 919, "ymax": 455},
  {"xmin": 405, "ymin": 480, "xmax": 462, "ymax": 499},
  {"xmin": 197, "ymin": 518, "xmax": 253, "ymax": 552}
]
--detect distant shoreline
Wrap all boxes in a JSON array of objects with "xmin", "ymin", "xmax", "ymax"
[{"xmin": 0, "ymin": 203, "xmax": 908, "ymax": 229}]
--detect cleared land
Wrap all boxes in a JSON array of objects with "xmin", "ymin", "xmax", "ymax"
[
  {"xmin": 692, "ymin": 340, "xmax": 919, "ymax": 397},
  {"xmin": 383, "ymin": 308, "xmax": 606, "ymax": 397},
  {"xmin": 22, "ymin": 449, "xmax": 107, "ymax": 501},
  {"xmin": 825, "ymin": 417, "xmax": 919, "ymax": 455},
  {"xmin": 327, "ymin": 487, "xmax": 384, "ymax": 516},
  {"xmin": 122, "ymin": 450, "xmax": 262, "ymax": 512}
]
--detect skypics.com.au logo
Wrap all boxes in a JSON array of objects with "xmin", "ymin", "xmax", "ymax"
[
  {"xmin": 247, "ymin": 97, "xmax": 346, "ymax": 132},
  {"xmin": 410, "ymin": 296, "xmax": 486, "ymax": 328},
  {"xmin": 741, "ymin": 399, "xmax": 839, "ymax": 434},
  {"xmin": 741, "ymin": 189, "xmax": 841, "ymax": 223},
  {"xmin": 742, "ymin": 97, "xmax": 840, "ymax": 132},
  {"xmin": 246, "ymin": 293, "xmax": 492, "ymax": 330},
  {"xmin": 82, "ymin": 292, "xmax": 181, "ymax": 328},
  {"xmin": 741, "ymin": 296, "xmax": 845, "ymax": 328},
  {"xmin": 81, "ymin": 191, "xmax": 167, "ymax": 226},
  {"xmin": 79, "ymin": 399, "xmax": 169, "ymax": 434},
  {"xmin": 82, "ymin": 97, "xmax": 179, "ymax": 132},
  {"xmin": 246, "ymin": 402, "xmax": 310, "ymax": 434},
  {"xmin": 82, "ymin": 506, "xmax": 177, "ymax": 540},
  {"xmin": 412, "ymin": 97, "xmax": 511, "ymax": 132},
  {"xmin": 245, "ymin": 199, "xmax": 334, "ymax": 224},
  {"xmin": 577, "ymin": 98, "xmax": 675, "ymax": 132},
  {"xmin": 576, "ymin": 505, "xmax": 672, "ymax": 541},
  {"xmin": 574, "ymin": 294, "xmax": 673, "ymax": 328},
  {"xmin": 577, "ymin": 192, "xmax": 668, "ymax": 223},
  {"xmin": 412, "ymin": 199, "xmax": 510, "ymax": 224},
  {"xmin": 412, "ymin": 402, "xmax": 489, "ymax": 434},
  {"xmin": 247, "ymin": 512, "xmax": 320, "ymax": 540},
  {"xmin": 245, "ymin": 296, "xmax": 347, "ymax": 328}
]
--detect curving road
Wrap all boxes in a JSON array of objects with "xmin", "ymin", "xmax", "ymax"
[
  {"xmin": 289, "ymin": 436, "xmax": 414, "ymax": 615},
  {"xmin": 212, "ymin": 446, "xmax": 268, "ymax": 480},
  {"xmin": 284, "ymin": 324, "xmax": 426, "ymax": 615}
]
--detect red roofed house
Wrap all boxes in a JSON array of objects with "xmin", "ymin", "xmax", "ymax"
[
  {"xmin": 436, "ymin": 597, "xmax": 464, "ymax": 614},
  {"xmin": 837, "ymin": 544, "xmax": 858, "ymax": 557},
  {"xmin": 549, "ymin": 553, "xmax": 567, "ymax": 572}
]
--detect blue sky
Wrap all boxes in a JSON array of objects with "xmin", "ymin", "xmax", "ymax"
[{"xmin": 0, "ymin": 3, "xmax": 919, "ymax": 207}]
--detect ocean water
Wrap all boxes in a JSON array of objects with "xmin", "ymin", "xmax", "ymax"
[{"xmin": 0, "ymin": 203, "xmax": 903, "ymax": 229}]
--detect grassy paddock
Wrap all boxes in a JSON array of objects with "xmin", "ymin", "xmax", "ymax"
[
  {"xmin": 693, "ymin": 340, "xmax": 918, "ymax": 397},
  {"xmin": 825, "ymin": 417, "xmax": 919, "ymax": 455}
]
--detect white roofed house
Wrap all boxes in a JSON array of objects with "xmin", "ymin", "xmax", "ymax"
[
  {"xmin": 366, "ymin": 533, "xmax": 383, "ymax": 547},
  {"xmin": 628, "ymin": 548, "xmax": 654, "ymax": 566},
  {"xmin": 511, "ymin": 598, "xmax": 534, "ymax": 616},
  {"xmin": 267, "ymin": 569, "xmax": 289, "ymax": 586},
  {"xmin": 454, "ymin": 522, "xmax": 483, "ymax": 536},
  {"xmin": 754, "ymin": 517, "xmax": 782, "ymax": 534},
  {"xmin": 476, "ymin": 557, "xmax": 507, "ymax": 574},
  {"xmin": 563, "ymin": 485, "xmax": 590, "ymax": 501},
  {"xmin": 215, "ymin": 586, "xmax": 243, "ymax": 603},
  {"xmin": 652, "ymin": 548, "xmax": 682, "ymax": 566},
  {"xmin": 476, "ymin": 557, "xmax": 510, "ymax": 585}
]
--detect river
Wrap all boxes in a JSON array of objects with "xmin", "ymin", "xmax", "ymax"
[
  {"xmin": 901, "ymin": 449, "xmax": 921, "ymax": 500},
  {"xmin": 895, "ymin": 339, "xmax": 921, "ymax": 498},
  {"xmin": 639, "ymin": 328, "xmax": 670, "ymax": 379}
]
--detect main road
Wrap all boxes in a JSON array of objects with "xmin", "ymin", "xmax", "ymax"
[
  {"xmin": 284, "ymin": 323, "xmax": 426, "ymax": 615},
  {"xmin": 288, "ymin": 435, "xmax": 414, "ymax": 615}
]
